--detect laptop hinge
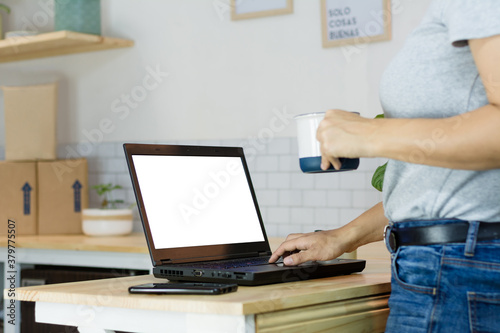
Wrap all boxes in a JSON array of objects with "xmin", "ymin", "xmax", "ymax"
[{"xmin": 156, "ymin": 252, "xmax": 271, "ymax": 266}]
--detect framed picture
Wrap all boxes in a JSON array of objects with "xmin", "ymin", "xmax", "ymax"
[
  {"xmin": 320, "ymin": 0, "xmax": 391, "ymax": 48},
  {"xmin": 231, "ymin": 0, "xmax": 293, "ymax": 21}
]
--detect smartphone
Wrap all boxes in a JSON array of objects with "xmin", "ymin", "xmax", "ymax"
[{"xmin": 128, "ymin": 282, "xmax": 238, "ymax": 295}]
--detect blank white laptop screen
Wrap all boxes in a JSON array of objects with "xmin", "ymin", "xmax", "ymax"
[{"xmin": 132, "ymin": 155, "xmax": 265, "ymax": 249}]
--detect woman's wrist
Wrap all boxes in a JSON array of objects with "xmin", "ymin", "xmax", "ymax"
[
  {"xmin": 332, "ymin": 202, "xmax": 388, "ymax": 253},
  {"xmin": 364, "ymin": 117, "xmax": 389, "ymax": 159}
]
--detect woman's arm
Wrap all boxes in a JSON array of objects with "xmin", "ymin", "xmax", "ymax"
[
  {"xmin": 318, "ymin": 34, "xmax": 500, "ymax": 171},
  {"xmin": 269, "ymin": 202, "xmax": 387, "ymax": 265}
]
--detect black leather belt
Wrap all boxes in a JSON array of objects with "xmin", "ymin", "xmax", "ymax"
[{"xmin": 384, "ymin": 222, "xmax": 500, "ymax": 252}]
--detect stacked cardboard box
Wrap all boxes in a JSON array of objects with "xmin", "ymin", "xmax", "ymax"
[
  {"xmin": 37, "ymin": 159, "xmax": 88, "ymax": 234},
  {"xmin": 0, "ymin": 162, "xmax": 37, "ymax": 235},
  {"xmin": 3, "ymin": 83, "xmax": 57, "ymax": 161},
  {"xmin": 1, "ymin": 83, "xmax": 89, "ymax": 235}
]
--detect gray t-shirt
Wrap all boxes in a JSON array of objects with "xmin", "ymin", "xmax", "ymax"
[{"xmin": 379, "ymin": 0, "xmax": 500, "ymax": 223}]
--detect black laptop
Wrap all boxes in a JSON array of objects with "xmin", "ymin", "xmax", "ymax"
[{"xmin": 124, "ymin": 143, "xmax": 365, "ymax": 286}]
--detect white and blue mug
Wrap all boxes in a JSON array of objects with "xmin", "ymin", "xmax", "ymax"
[{"xmin": 294, "ymin": 112, "xmax": 359, "ymax": 173}]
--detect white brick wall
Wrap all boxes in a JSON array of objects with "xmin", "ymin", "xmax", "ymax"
[{"xmin": 0, "ymin": 137, "xmax": 383, "ymax": 236}]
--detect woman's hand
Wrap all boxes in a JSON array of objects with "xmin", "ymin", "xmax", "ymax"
[
  {"xmin": 269, "ymin": 202, "xmax": 388, "ymax": 266},
  {"xmin": 316, "ymin": 110, "xmax": 378, "ymax": 170},
  {"xmin": 268, "ymin": 229, "xmax": 351, "ymax": 266}
]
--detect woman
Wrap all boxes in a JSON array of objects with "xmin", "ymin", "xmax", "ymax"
[{"xmin": 269, "ymin": 1, "xmax": 500, "ymax": 332}]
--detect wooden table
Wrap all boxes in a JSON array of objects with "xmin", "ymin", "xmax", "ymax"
[{"xmin": 4, "ymin": 239, "xmax": 391, "ymax": 333}]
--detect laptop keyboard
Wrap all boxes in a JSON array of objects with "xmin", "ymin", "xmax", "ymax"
[{"xmin": 178, "ymin": 256, "xmax": 274, "ymax": 270}]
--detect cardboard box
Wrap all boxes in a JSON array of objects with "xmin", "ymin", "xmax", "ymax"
[
  {"xmin": 2, "ymin": 83, "xmax": 58, "ymax": 161},
  {"xmin": 37, "ymin": 159, "xmax": 88, "ymax": 234},
  {"xmin": 0, "ymin": 161, "xmax": 38, "ymax": 236}
]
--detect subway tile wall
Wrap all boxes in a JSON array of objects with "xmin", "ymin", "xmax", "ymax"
[{"xmin": 0, "ymin": 138, "xmax": 384, "ymax": 237}]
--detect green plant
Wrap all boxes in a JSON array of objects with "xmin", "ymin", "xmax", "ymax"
[
  {"xmin": 0, "ymin": 4, "xmax": 10, "ymax": 14},
  {"xmin": 92, "ymin": 183, "xmax": 125, "ymax": 209},
  {"xmin": 371, "ymin": 114, "xmax": 387, "ymax": 192},
  {"xmin": 0, "ymin": 4, "xmax": 10, "ymax": 39}
]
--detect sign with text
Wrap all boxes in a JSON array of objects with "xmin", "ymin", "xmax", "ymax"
[{"xmin": 321, "ymin": 0, "xmax": 391, "ymax": 48}]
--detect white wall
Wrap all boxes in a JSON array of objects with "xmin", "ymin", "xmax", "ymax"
[{"xmin": 0, "ymin": 0, "xmax": 431, "ymax": 146}]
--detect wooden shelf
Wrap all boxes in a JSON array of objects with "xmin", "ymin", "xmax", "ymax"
[{"xmin": 0, "ymin": 30, "xmax": 134, "ymax": 63}]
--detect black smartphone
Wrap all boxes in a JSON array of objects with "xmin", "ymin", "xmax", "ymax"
[{"xmin": 128, "ymin": 282, "xmax": 238, "ymax": 295}]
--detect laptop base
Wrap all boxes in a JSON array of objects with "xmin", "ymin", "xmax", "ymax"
[{"xmin": 153, "ymin": 259, "xmax": 366, "ymax": 286}]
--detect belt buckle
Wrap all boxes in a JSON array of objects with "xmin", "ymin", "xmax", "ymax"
[{"xmin": 384, "ymin": 224, "xmax": 397, "ymax": 253}]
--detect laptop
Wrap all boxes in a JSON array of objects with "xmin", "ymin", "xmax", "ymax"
[{"xmin": 124, "ymin": 143, "xmax": 365, "ymax": 286}]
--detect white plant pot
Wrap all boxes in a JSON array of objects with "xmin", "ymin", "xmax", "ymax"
[{"xmin": 82, "ymin": 208, "xmax": 133, "ymax": 236}]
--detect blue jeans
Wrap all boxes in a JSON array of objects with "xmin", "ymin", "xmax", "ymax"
[{"xmin": 385, "ymin": 220, "xmax": 500, "ymax": 333}]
